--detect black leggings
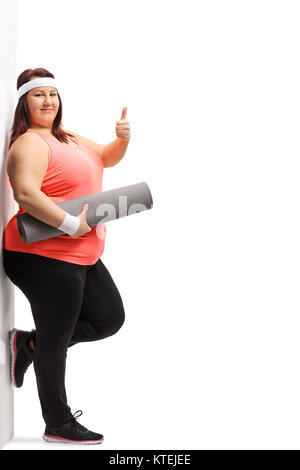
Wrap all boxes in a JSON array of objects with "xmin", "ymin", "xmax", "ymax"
[{"xmin": 2, "ymin": 249, "xmax": 125, "ymax": 428}]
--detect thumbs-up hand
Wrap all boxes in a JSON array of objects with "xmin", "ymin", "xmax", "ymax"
[{"xmin": 115, "ymin": 106, "xmax": 131, "ymax": 142}]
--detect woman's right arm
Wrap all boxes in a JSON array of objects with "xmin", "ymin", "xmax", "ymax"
[
  {"xmin": 8, "ymin": 133, "xmax": 68, "ymax": 229},
  {"xmin": 8, "ymin": 133, "xmax": 92, "ymax": 238}
]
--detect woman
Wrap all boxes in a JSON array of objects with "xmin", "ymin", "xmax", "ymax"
[{"xmin": 2, "ymin": 67, "xmax": 131, "ymax": 445}]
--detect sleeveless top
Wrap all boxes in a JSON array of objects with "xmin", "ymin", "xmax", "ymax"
[{"xmin": 3, "ymin": 128, "xmax": 106, "ymax": 265}]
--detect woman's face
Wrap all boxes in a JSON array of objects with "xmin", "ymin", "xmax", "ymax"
[{"xmin": 26, "ymin": 77, "xmax": 59, "ymax": 129}]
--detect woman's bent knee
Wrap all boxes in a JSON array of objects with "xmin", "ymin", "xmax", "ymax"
[{"xmin": 108, "ymin": 306, "xmax": 125, "ymax": 336}]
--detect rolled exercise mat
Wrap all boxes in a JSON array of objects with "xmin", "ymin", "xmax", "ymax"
[{"xmin": 17, "ymin": 182, "xmax": 153, "ymax": 244}]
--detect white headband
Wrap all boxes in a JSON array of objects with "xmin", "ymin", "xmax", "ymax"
[{"xmin": 17, "ymin": 77, "xmax": 58, "ymax": 100}]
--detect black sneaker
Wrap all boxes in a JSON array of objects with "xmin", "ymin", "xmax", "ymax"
[
  {"xmin": 9, "ymin": 328, "xmax": 36, "ymax": 388},
  {"xmin": 42, "ymin": 410, "xmax": 104, "ymax": 445}
]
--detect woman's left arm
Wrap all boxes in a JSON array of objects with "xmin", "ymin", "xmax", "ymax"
[
  {"xmin": 101, "ymin": 106, "xmax": 131, "ymax": 167},
  {"xmin": 66, "ymin": 106, "xmax": 131, "ymax": 168}
]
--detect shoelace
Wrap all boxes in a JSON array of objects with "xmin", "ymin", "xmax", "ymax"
[{"xmin": 71, "ymin": 410, "xmax": 89, "ymax": 433}]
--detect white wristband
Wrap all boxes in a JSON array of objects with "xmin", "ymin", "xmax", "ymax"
[{"xmin": 58, "ymin": 212, "xmax": 80, "ymax": 236}]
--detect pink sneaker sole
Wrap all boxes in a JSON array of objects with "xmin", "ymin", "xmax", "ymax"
[{"xmin": 42, "ymin": 433, "xmax": 104, "ymax": 444}]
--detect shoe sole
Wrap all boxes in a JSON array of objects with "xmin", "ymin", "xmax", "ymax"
[
  {"xmin": 9, "ymin": 328, "xmax": 19, "ymax": 388},
  {"xmin": 42, "ymin": 434, "xmax": 104, "ymax": 444}
]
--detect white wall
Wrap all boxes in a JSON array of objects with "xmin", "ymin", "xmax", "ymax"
[{"xmin": 0, "ymin": 0, "xmax": 18, "ymax": 451}]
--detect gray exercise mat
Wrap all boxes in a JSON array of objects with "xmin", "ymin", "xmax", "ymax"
[{"xmin": 17, "ymin": 182, "xmax": 153, "ymax": 244}]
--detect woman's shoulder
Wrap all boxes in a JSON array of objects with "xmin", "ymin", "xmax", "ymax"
[
  {"xmin": 9, "ymin": 130, "xmax": 50, "ymax": 158},
  {"xmin": 10, "ymin": 129, "xmax": 47, "ymax": 149},
  {"xmin": 7, "ymin": 131, "xmax": 50, "ymax": 177}
]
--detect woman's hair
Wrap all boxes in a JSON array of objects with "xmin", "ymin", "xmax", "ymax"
[{"xmin": 9, "ymin": 67, "xmax": 75, "ymax": 149}]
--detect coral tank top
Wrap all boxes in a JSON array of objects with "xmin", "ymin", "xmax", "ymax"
[{"xmin": 3, "ymin": 128, "xmax": 106, "ymax": 265}]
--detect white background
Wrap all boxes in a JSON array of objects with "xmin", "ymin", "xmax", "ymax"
[{"xmin": 4, "ymin": 0, "xmax": 300, "ymax": 450}]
